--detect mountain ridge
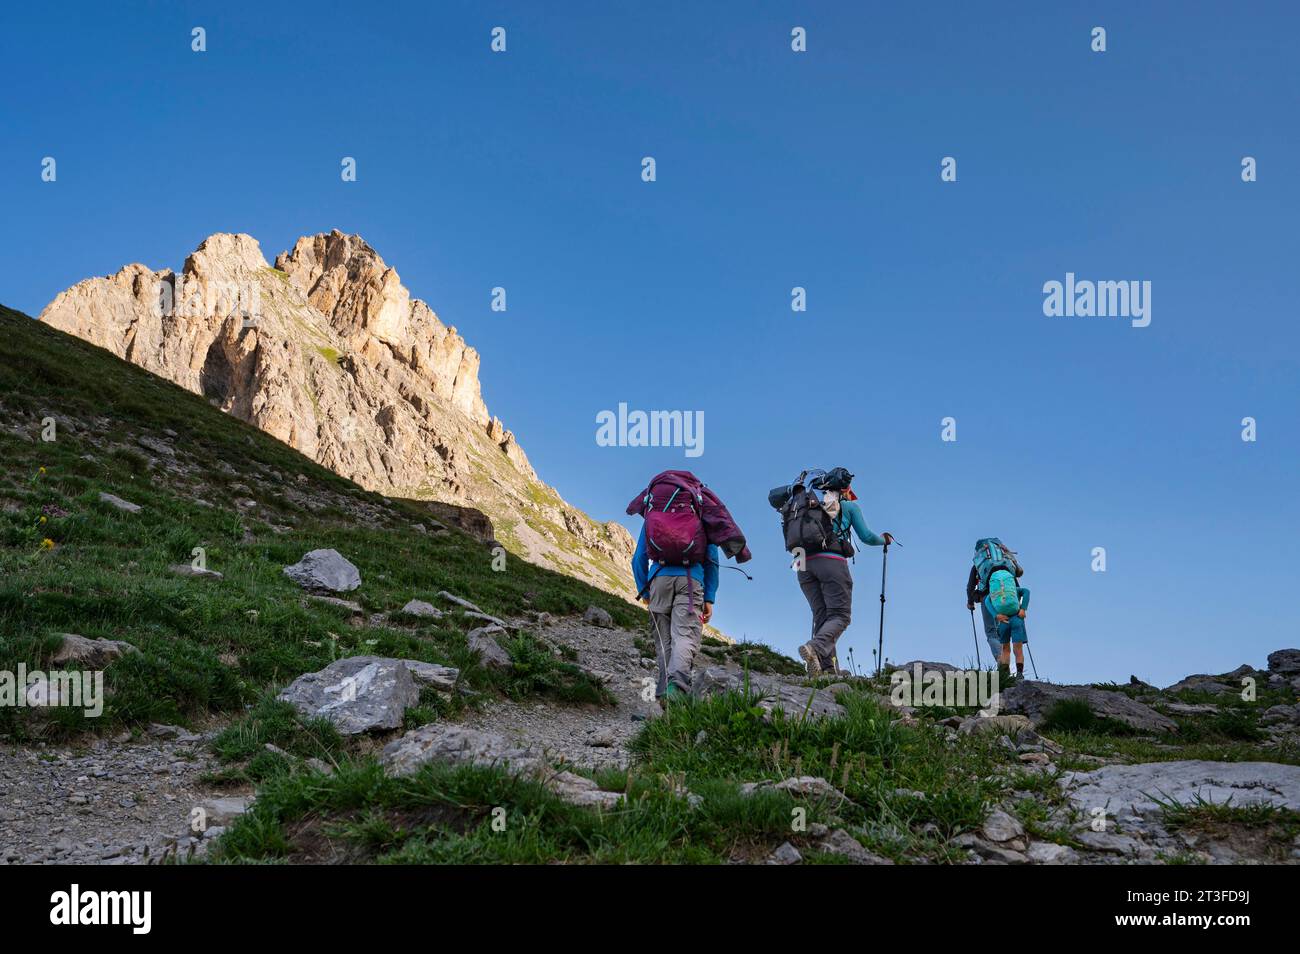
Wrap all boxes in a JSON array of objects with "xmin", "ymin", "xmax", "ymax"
[{"xmin": 37, "ymin": 230, "xmax": 636, "ymax": 599}]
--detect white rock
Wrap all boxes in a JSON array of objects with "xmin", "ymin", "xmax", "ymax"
[
  {"xmin": 168, "ymin": 563, "xmax": 224, "ymax": 580},
  {"xmin": 51, "ymin": 634, "xmax": 138, "ymax": 668},
  {"xmin": 401, "ymin": 599, "xmax": 442, "ymax": 618},
  {"xmin": 817, "ymin": 829, "xmax": 894, "ymax": 865},
  {"xmin": 1063, "ymin": 760, "xmax": 1300, "ymax": 822},
  {"xmin": 196, "ymin": 796, "xmax": 253, "ymax": 828},
  {"xmin": 467, "ymin": 625, "xmax": 512, "ymax": 670},
  {"xmin": 98, "ymin": 492, "xmax": 141, "ymax": 513},
  {"xmin": 278, "ymin": 656, "xmax": 420, "ymax": 734},
  {"xmin": 982, "ymin": 809, "xmax": 1026, "ymax": 844},
  {"xmin": 283, "ymin": 549, "xmax": 361, "ymax": 593},
  {"xmin": 582, "ymin": 605, "xmax": 614, "ymax": 628},
  {"xmin": 1026, "ymin": 841, "xmax": 1078, "ymax": 864}
]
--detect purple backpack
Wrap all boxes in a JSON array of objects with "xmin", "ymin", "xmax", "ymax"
[{"xmin": 626, "ymin": 470, "xmax": 752, "ymax": 567}]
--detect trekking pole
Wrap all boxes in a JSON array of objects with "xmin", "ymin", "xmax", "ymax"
[
  {"xmin": 1026, "ymin": 641, "xmax": 1039, "ymax": 680},
  {"xmin": 876, "ymin": 542, "xmax": 890, "ymax": 677},
  {"xmin": 969, "ymin": 608, "xmax": 982, "ymax": 668}
]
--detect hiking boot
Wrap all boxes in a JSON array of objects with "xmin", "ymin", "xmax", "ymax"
[
  {"xmin": 664, "ymin": 683, "xmax": 687, "ymax": 705},
  {"xmin": 798, "ymin": 642, "xmax": 822, "ymax": 676},
  {"xmin": 820, "ymin": 659, "xmax": 848, "ymax": 678}
]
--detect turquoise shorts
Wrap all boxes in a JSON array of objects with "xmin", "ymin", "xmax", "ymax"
[{"xmin": 984, "ymin": 597, "xmax": 1028, "ymax": 644}]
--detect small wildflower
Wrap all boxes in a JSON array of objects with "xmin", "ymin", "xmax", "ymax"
[
  {"xmin": 39, "ymin": 516, "xmax": 47, "ymax": 524},
  {"xmin": 40, "ymin": 538, "xmax": 55, "ymax": 551},
  {"xmin": 38, "ymin": 467, "xmax": 46, "ymax": 475}
]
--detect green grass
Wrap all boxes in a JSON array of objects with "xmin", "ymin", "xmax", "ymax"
[
  {"xmin": 200, "ymin": 673, "xmax": 1297, "ymax": 864},
  {"xmin": 1153, "ymin": 794, "xmax": 1300, "ymax": 862},
  {"xmin": 698, "ymin": 638, "xmax": 807, "ymax": 676},
  {"xmin": 1172, "ymin": 708, "xmax": 1265, "ymax": 743},
  {"xmin": 631, "ymin": 683, "xmax": 1004, "ymax": 842},
  {"xmin": 497, "ymin": 632, "xmax": 613, "ymax": 705},
  {"xmin": 204, "ymin": 679, "xmax": 1022, "ymax": 864},
  {"xmin": 1039, "ymin": 698, "xmax": 1137, "ymax": 737},
  {"xmin": 211, "ymin": 757, "xmax": 838, "ymax": 865},
  {"xmin": 314, "ymin": 345, "xmax": 342, "ymax": 366},
  {"xmin": 0, "ymin": 304, "xmax": 638, "ymax": 740},
  {"xmin": 7, "ymin": 302, "xmax": 1298, "ymax": 865}
]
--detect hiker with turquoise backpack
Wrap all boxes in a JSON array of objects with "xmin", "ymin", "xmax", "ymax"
[
  {"xmin": 769, "ymin": 467, "xmax": 893, "ymax": 677},
  {"xmin": 966, "ymin": 538, "xmax": 1029, "ymax": 676},
  {"xmin": 627, "ymin": 471, "xmax": 751, "ymax": 708}
]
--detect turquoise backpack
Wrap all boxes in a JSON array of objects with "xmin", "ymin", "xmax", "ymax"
[
  {"xmin": 986, "ymin": 569, "xmax": 1021, "ymax": 617},
  {"xmin": 973, "ymin": 537, "xmax": 1022, "ymax": 590}
]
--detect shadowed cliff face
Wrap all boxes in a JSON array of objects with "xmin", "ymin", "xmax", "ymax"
[{"xmin": 39, "ymin": 230, "xmax": 635, "ymax": 598}]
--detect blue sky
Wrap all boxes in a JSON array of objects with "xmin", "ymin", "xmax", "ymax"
[{"xmin": 2, "ymin": 1, "xmax": 1296, "ymax": 684}]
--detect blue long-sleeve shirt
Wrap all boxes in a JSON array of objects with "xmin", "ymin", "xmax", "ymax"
[
  {"xmin": 810, "ymin": 500, "xmax": 886, "ymax": 561},
  {"xmin": 631, "ymin": 525, "xmax": 720, "ymax": 602}
]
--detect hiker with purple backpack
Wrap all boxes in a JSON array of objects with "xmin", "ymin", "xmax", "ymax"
[{"xmin": 627, "ymin": 471, "xmax": 751, "ymax": 708}]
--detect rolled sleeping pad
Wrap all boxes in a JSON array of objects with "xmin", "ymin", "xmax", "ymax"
[{"xmin": 767, "ymin": 484, "xmax": 793, "ymax": 510}]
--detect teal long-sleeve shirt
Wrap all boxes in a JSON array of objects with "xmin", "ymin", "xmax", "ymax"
[
  {"xmin": 810, "ymin": 499, "xmax": 886, "ymax": 560},
  {"xmin": 836, "ymin": 500, "xmax": 886, "ymax": 546}
]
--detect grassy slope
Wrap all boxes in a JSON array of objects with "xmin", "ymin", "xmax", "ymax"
[
  {"xmin": 0, "ymin": 304, "xmax": 637, "ymax": 741},
  {"xmin": 3, "ymin": 304, "xmax": 1297, "ymax": 865}
]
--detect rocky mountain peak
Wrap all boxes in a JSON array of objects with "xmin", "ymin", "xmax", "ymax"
[
  {"xmin": 39, "ymin": 231, "xmax": 635, "ymax": 598},
  {"xmin": 187, "ymin": 231, "xmax": 269, "ymax": 279}
]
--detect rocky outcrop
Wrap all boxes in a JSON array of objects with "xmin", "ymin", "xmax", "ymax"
[
  {"xmin": 380, "ymin": 724, "xmax": 624, "ymax": 809},
  {"xmin": 467, "ymin": 625, "xmax": 512, "ymax": 670},
  {"xmin": 40, "ymin": 231, "xmax": 636, "ymax": 598},
  {"xmin": 1163, "ymin": 665, "xmax": 1256, "ymax": 696},
  {"xmin": 277, "ymin": 655, "xmax": 459, "ymax": 734},
  {"xmin": 1062, "ymin": 760, "xmax": 1300, "ymax": 824},
  {"xmin": 1001, "ymin": 680, "xmax": 1177, "ymax": 734},
  {"xmin": 51, "ymin": 634, "xmax": 138, "ymax": 669},
  {"xmin": 283, "ymin": 549, "xmax": 362, "ymax": 593},
  {"xmin": 98, "ymin": 493, "xmax": 141, "ymax": 513},
  {"xmin": 692, "ymin": 667, "xmax": 846, "ymax": 720},
  {"xmin": 1267, "ymin": 649, "xmax": 1300, "ymax": 675}
]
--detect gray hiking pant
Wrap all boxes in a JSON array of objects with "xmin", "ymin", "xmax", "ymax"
[
  {"xmin": 980, "ymin": 602, "xmax": 1001, "ymax": 661},
  {"xmin": 647, "ymin": 574, "xmax": 703, "ymax": 696},
  {"xmin": 797, "ymin": 557, "xmax": 853, "ymax": 669}
]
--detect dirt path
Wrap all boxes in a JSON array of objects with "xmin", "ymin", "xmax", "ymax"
[
  {"xmin": 457, "ymin": 616, "xmax": 661, "ymax": 772},
  {"xmin": 0, "ymin": 726, "xmax": 230, "ymax": 865},
  {"xmin": 0, "ymin": 617, "xmax": 659, "ymax": 866}
]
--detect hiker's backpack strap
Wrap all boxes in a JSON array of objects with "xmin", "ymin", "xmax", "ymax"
[{"xmin": 636, "ymin": 563, "xmax": 664, "ymax": 601}]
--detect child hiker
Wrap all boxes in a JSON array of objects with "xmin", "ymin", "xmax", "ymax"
[
  {"xmin": 986, "ymin": 573, "xmax": 1030, "ymax": 678},
  {"xmin": 968, "ymin": 538, "xmax": 1026, "ymax": 669}
]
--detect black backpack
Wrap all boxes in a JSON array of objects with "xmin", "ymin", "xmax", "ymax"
[{"xmin": 780, "ymin": 483, "xmax": 852, "ymax": 559}]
